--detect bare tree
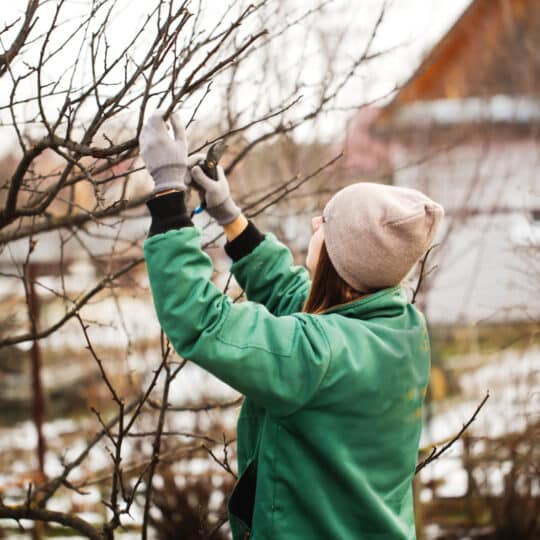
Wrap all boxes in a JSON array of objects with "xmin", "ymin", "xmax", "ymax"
[{"xmin": 0, "ymin": 1, "xmax": 402, "ymax": 538}]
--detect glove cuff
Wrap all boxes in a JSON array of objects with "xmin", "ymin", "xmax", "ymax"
[
  {"xmin": 210, "ymin": 198, "xmax": 242, "ymax": 226},
  {"xmin": 150, "ymin": 164, "xmax": 187, "ymax": 194}
]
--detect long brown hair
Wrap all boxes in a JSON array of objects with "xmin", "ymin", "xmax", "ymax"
[{"xmin": 302, "ymin": 241, "xmax": 364, "ymax": 314}]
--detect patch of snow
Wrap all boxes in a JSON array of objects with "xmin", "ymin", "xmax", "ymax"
[
  {"xmin": 420, "ymin": 346, "xmax": 540, "ymax": 498},
  {"xmin": 0, "ymin": 421, "xmax": 37, "ymax": 452}
]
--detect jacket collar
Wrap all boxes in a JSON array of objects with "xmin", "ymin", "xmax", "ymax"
[{"xmin": 321, "ymin": 285, "xmax": 408, "ymax": 319}]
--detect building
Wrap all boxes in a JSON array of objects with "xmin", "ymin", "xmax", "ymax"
[{"xmin": 371, "ymin": 0, "xmax": 540, "ymax": 324}]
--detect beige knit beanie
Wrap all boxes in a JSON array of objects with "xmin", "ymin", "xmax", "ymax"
[{"xmin": 322, "ymin": 182, "xmax": 444, "ymax": 293}]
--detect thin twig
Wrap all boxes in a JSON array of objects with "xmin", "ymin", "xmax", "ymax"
[
  {"xmin": 412, "ymin": 244, "xmax": 440, "ymax": 304},
  {"xmin": 415, "ymin": 391, "xmax": 490, "ymax": 474}
]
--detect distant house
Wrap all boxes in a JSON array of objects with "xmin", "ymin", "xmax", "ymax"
[{"xmin": 370, "ymin": 0, "xmax": 540, "ymax": 324}]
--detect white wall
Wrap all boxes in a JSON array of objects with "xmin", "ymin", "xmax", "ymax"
[{"xmin": 392, "ymin": 138, "xmax": 540, "ymax": 324}]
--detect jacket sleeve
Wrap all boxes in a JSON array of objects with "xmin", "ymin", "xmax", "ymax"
[
  {"xmin": 143, "ymin": 227, "xmax": 331, "ymax": 417},
  {"xmin": 227, "ymin": 230, "xmax": 312, "ymax": 316}
]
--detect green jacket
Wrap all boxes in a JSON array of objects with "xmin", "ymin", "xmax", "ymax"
[{"xmin": 144, "ymin": 212, "xmax": 430, "ymax": 539}]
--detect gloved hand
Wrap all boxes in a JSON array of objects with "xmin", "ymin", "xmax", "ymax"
[
  {"xmin": 190, "ymin": 164, "xmax": 241, "ymax": 226},
  {"xmin": 139, "ymin": 113, "xmax": 188, "ymax": 195},
  {"xmin": 186, "ymin": 152, "xmax": 206, "ymax": 186}
]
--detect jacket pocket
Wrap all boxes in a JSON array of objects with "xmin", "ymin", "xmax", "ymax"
[
  {"xmin": 217, "ymin": 304, "xmax": 296, "ymax": 357},
  {"xmin": 228, "ymin": 458, "xmax": 258, "ymax": 531}
]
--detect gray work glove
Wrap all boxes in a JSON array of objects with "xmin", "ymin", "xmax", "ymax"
[
  {"xmin": 139, "ymin": 112, "xmax": 188, "ymax": 195},
  {"xmin": 190, "ymin": 164, "xmax": 241, "ymax": 225}
]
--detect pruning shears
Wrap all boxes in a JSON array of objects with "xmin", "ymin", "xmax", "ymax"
[{"xmin": 191, "ymin": 140, "xmax": 228, "ymax": 217}]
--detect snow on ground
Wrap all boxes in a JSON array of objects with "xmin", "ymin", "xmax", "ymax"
[
  {"xmin": 2, "ymin": 249, "xmax": 538, "ymax": 532},
  {"xmin": 419, "ymin": 346, "xmax": 540, "ymax": 499},
  {"xmin": 0, "ymin": 369, "xmax": 239, "ymax": 538}
]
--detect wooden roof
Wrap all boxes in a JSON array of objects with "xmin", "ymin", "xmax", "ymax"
[{"xmin": 377, "ymin": 0, "xmax": 540, "ymax": 127}]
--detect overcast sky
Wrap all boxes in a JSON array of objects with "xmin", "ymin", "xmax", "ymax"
[
  {"xmin": 324, "ymin": 0, "xmax": 472, "ymax": 99},
  {"xmin": 0, "ymin": 0, "xmax": 472, "ymax": 155}
]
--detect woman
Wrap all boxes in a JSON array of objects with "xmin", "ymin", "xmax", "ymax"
[{"xmin": 139, "ymin": 113, "xmax": 444, "ymax": 539}]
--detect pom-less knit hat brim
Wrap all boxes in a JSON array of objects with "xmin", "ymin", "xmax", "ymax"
[{"xmin": 322, "ymin": 182, "xmax": 444, "ymax": 293}]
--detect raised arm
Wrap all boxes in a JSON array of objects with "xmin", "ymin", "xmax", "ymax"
[
  {"xmin": 190, "ymin": 162, "xmax": 312, "ymax": 316},
  {"xmin": 223, "ymin": 215, "xmax": 311, "ymax": 316},
  {"xmin": 143, "ymin": 199, "xmax": 330, "ymax": 417}
]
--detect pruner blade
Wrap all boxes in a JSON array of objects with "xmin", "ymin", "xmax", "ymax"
[{"xmin": 191, "ymin": 140, "xmax": 228, "ymax": 216}]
